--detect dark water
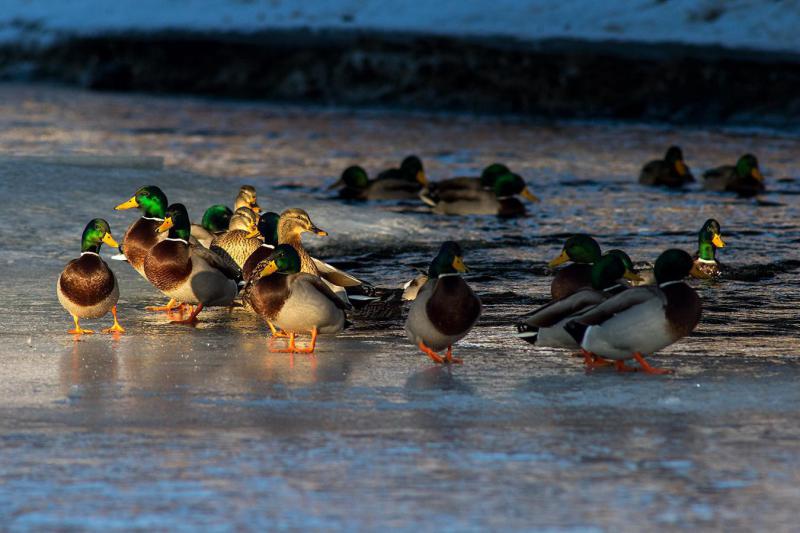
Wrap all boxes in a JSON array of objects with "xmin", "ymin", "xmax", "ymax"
[{"xmin": 1, "ymin": 84, "xmax": 800, "ymax": 530}]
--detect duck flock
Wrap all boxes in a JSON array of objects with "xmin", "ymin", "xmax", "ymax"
[{"xmin": 57, "ymin": 146, "xmax": 760, "ymax": 374}]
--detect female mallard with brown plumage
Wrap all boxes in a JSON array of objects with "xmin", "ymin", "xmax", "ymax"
[
  {"xmin": 234, "ymin": 185, "xmax": 261, "ymax": 212},
  {"xmin": 209, "ymin": 206, "xmax": 262, "ymax": 268},
  {"xmin": 143, "ymin": 203, "xmax": 240, "ymax": 324},
  {"xmin": 57, "ymin": 219, "xmax": 124, "ymax": 335},
  {"xmin": 405, "ymin": 242, "xmax": 481, "ymax": 364},
  {"xmin": 639, "ymin": 146, "xmax": 693, "ymax": 188},
  {"xmin": 703, "ymin": 154, "xmax": 765, "ymax": 197},
  {"xmin": 691, "ymin": 218, "xmax": 726, "ymax": 279},
  {"xmin": 564, "ymin": 249, "xmax": 702, "ymax": 375},
  {"xmin": 243, "ymin": 244, "xmax": 350, "ymax": 353},
  {"xmin": 548, "ymin": 235, "xmax": 642, "ymax": 300},
  {"xmin": 191, "ymin": 204, "xmax": 233, "ymax": 248},
  {"xmin": 114, "ymin": 185, "xmax": 168, "ymax": 277}
]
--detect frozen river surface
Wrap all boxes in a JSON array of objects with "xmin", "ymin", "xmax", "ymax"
[{"xmin": 1, "ymin": 84, "xmax": 800, "ymax": 530}]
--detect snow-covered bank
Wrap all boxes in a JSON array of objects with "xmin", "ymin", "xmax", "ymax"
[{"xmin": 3, "ymin": 0, "xmax": 800, "ymax": 53}]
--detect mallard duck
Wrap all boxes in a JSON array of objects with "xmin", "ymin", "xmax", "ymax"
[
  {"xmin": 243, "ymin": 244, "xmax": 350, "ymax": 353},
  {"xmin": 516, "ymin": 253, "xmax": 629, "ymax": 350},
  {"xmin": 548, "ymin": 235, "xmax": 643, "ymax": 299},
  {"xmin": 329, "ymin": 164, "xmax": 428, "ymax": 201},
  {"xmin": 143, "ymin": 203, "xmax": 240, "ymax": 323},
  {"xmin": 691, "ymin": 218, "xmax": 726, "ymax": 279},
  {"xmin": 376, "ymin": 155, "xmax": 427, "ymax": 185},
  {"xmin": 114, "ymin": 185, "xmax": 169, "ymax": 277},
  {"xmin": 242, "ymin": 211, "xmax": 281, "ymax": 280},
  {"xmin": 606, "ymin": 249, "xmax": 654, "ymax": 286},
  {"xmin": 405, "ymin": 242, "xmax": 482, "ymax": 364},
  {"xmin": 703, "ymin": 154, "xmax": 765, "ymax": 197},
  {"xmin": 234, "ymin": 185, "xmax": 261, "ymax": 212},
  {"xmin": 420, "ymin": 170, "xmax": 540, "ymax": 217},
  {"xmin": 639, "ymin": 146, "xmax": 694, "ymax": 187},
  {"xmin": 564, "ymin": 249, "xmax": 702, "ymax": 374},
  {"xmin": 277, "ymin": 208, "xmax": 368, "ymax": 293},
  {"xmin": 209, "ymin": 206, "xmax": 262, "ymax": 268},
  {"xmin": 191, "ymin": 204, "xmax": 233, "ymax": 248},
  {"xmin": 57, "ymin": 219, "xmax": 124, "ymax": 335}
]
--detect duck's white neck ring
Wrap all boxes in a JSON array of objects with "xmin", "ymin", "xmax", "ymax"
[
  {"xmin": 165, "ymin": 238, "xmax": 189, "ymax": 245},
  {"xmin": 438, "ymin": 272, "xmax": 462, "ymax": 278},
  {"xmin": 142, "ymin": 216, "xmax": 164, "ymax": 221},
  {"xmin": 696, "ymin": 258, "xmax": 717, "ymax": 264},
  {"xmin": 659, "ymin": 280, "xmax": 684, "ymax": 288},
  {"xmin": 261, "ymin": 244, "xmax": 275, "ymax": 249},
  {"xmin": 80, "ymin": 251, "xmax": 100, "ymax": 257}
]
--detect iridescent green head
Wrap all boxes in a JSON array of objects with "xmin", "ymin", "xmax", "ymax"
[
  {"xmin": 114, "ymin": 185, "xmax": 167, "ymax": 219},
  {"xmin": 81, "ymin": 218, "xmax": 119, "ymax": 253},
  {"xmin": 697, "ymin": 218, "xmax": 725, "ymax": 261},
  {"xmin": 480, "ymin": 163, "xmax": 511, "ymax": 186},
  {"xmin": 549, "ymin": 234, "xmax": 602, "ymax": 267},
  {"xmin": 735, "ymin": 154, "xmax": 763, "ymax": 181},
  {"xmin": 342, "ymin": 166, "xmax": 370, "ymax": 189},
  {"xmin": 665, "ymin": 146, "xmax": 689, "ymax": 176},
  {"xmin": 590, "ymin": 253, "xmax": 626, "ymax": 290},
  {"xmin": 156, "ymin": 203, "xmax": 191, "ymax": 241},
  {"xmin": 492, "ymin": 172, "xmax": 540, "ymax": 202},
  {"xmin": 400, "ymin": 155, "xmax": 427, "ymax": 185},
  {"xmin": 654, "ymin": 249, "xmax": 694, "ymax": 284},
  {"xmin": 202, "ymin": 204, "xmax": 233, "ymax": 233},
  {"xmin": 257, "ymin": 212, "xmax": 280, "ymax": 247},
  {"xmin": 259, "ymin": 244, "xmax": 302, "ymax": 277},
  {"xmin": 604, "ymin": 249, "xmax": 644, "ymax": 281},
  {"xmin": 428, "ymin": 241, "xmax": 469, "ymax": 277}
]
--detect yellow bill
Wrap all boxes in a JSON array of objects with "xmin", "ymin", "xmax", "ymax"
[
  {"xmin": 452, "ymin": 256, "xmax": 469, "ymax": 273},
  {"xmin": 156, "ymin": 217, "xmax": 173, "ymax": 233},
  {"xmin": 416, "ymin": 170, "xmax": 428, "ymax": 186},
  {"xmin": 548, "ymin": 249, "xmax": 570, "ymax": 268},
  {"xmin": 623, "ymin": 270, "xmax": 645, "ymax": 282},
  {"xmin": 751, "ymin": 168, "xmax": 764, "ymax": 182},
  {"xmin": 102, "ymin": 232, "xmax": 119, "ymax": 248},
  {"xmin": 115, "ymin": 196, "xmax": 139, "ymax": 210},
  {"xmin": 712, "ymin": 233, "xmax": 726, "ymax": 248},
  {"xmin": 675, "ymin": 160, "xmax": 688, "ymax": 176},
  {"xmin": 521, "ymin": 187, "xmax": 540, "ymax": 203},
  {"xmin": 260, "ymin": 260, "xmax": 278, "ymax": 277}
]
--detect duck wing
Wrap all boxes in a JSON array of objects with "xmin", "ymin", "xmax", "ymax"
[{"xmin": 191, "ymin": 243, "xmax": 241, "ymax": 282}]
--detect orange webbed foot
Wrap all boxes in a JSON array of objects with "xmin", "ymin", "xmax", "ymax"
[
  {"xmin": 633, "ymin": 353, "xmax": 673, "ymax": 375},
  {"xmin": 445, "ymin": 345, "xmax": 463, "ymax": 365},
  {"xmin": 418, "ymin": 342, "xmax": 445, "ymax": 364}
]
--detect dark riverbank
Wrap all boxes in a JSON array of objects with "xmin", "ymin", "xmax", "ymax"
[{"xmin": 2, "ymin": 29, "xmax": 800, "ymax": 128}]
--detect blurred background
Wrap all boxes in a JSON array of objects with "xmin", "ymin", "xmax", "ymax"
[{"xmin": 3, "ymin": 0, "xmax": 800, "ymax": 127}]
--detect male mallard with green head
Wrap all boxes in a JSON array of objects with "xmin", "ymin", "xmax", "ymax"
[
  {"xmin": 242, "ymin": 211, "xmax": 281, "ymax": 280},
  {"xmin": 405, "ymin": 242, "xmax": 482, "ymax": 364},
  {"xmin": 639, "ymin": 146, "xmax": 693, "ymax": 188},
  {"xmin": 548, "ymin": 235, "xmax": 643, "ymax": 299},
  {"xmin": 703, "ymin": 154, "xmax": 765, "ymax": 197},
  {"xmin": 516, "ymin": 253, "xmax": 630, "ymax": 350},
  {"xmin": 191, "ymin": 204, "xmax": 233, "ymax": 248},
  {"xmin": 114, "ymin": 185, "xmax": 168, "ymax": 277},
  {"xmin": 57, "ymin": 219, "xmax": 124, "ymax": 335},
  {"xmin": 691, "ymin": 218, "xmax": 726, "ymax": 279},
  {"xmin": 243, "ymin": 244, "xmax": 350, "ymax": 353},
  {"xmin": 330, "ymin": 163, "xmax": 428, "ymax": 201},
  {"xmin": 143, "ymin": 203, "xmax": 240, "ymax": 324},
  {"xmin": 421, "ymin": 169, "xmax": 540, "ymax": 217},
  {"xmin": 564, "ymin": 249, "xmax": 702, "ymax": 375},
  {"xmin": 209, "ymin": 206, "xmax": 263, "ymax": 268}
]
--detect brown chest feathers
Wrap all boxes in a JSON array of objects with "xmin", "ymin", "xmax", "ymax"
[
  {"xmin": 60, "ymin": 254, "xmax": 115, "ymax": 306},
  {"xmin": 426, "ymin": 275, "xmax": 482, "ymax": 336},
  {"xmin": 247, "ymin": 274, "xmax": 292, "ymax": 320},
  {"xmin": 124, "ymin": 218, "xmax": 162, "ymax": 270},
  {"xmin": 663, "ymin": 283, "xmax": 702, "ymax": 339},
  {"xmin": 144, "ymin": 240, "xmax": 192, "ymax": 291}
]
